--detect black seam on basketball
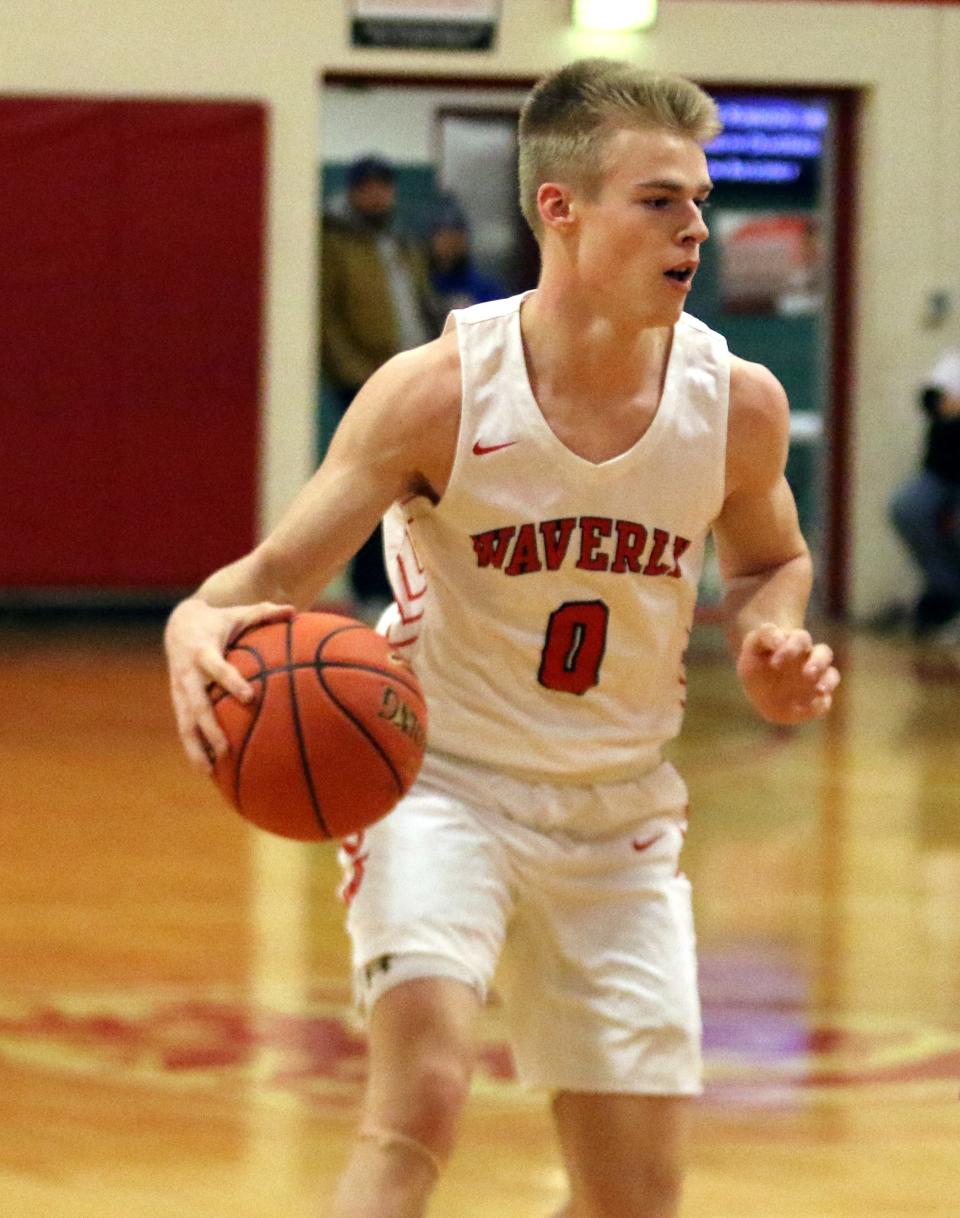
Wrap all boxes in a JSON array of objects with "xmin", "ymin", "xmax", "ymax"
[
  {"xmin": 209, "ymin": 643, "xmax": 269, "ymax": 705},
  {"xmin": 241, "ymin": 662, "xmax": 423, "ymax": 702},
  {"xmin": 241, "ymin": 657, "xmax": 423, "ymax": 700},
  {"xmin": 318, "ymin": 660, "xmax": 423, "ymax": 698},
  {"xmin": 316, "ymin": 666, "xmax": 406, "ymax": 795},
  {"xmin": 224, "ymin": 641, "xmax": 271, "ymax": 806},
  {"xmin": 321, "ymin": 662, "xmax": 421, "ymax": 701},
  {"xmin": 232, "ymin": 674, "xmax": 267, "ymax": 809},
  {"xmin": 209, "ymin": 643, "xmax": 269, "ymax": 803},
  {"xmin": 313, "ymin": 624, "xmax": 423, "ymax": 696},
  {"xmin": 229, "ymin": 642, "xmax": 268, "ymax": 670},
  {"xmin": 314, "ymin": 623, "xmax": 370, "ymax": 656},
  {"xmin": 285, "ymin": 620, "xmax": 332, "ymax": 838}
]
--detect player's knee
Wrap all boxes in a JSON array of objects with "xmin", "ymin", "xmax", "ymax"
[
  {"xmin": 364, "ymin": 974, "xmax": 481, "ymax": 1161},
  {"xmin": 370, "ymin": 1047, "xmax": 472, "ymax": 1160},
  {"xmin": 407, "ymin": 1051, "xmax": 472, "ymax": 1149}
]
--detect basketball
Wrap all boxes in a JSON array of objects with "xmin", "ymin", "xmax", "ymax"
[{"xmin": 209, "ymin": 612, "xmax": 427, "ymax": 842}]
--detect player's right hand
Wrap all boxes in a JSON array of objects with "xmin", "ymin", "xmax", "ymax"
[{"xmin": 164, "ymin": 598, "xmax": 295, "ymax": 772}]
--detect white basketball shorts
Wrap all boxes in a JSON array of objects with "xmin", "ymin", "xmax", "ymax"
[{"xmin": 338, "ymin": 751, "xmax": 702, "ymax": 1096}]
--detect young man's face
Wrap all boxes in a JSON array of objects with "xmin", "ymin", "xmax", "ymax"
[{"xmin": 567, "ymin": 125, "xmax": 712, "ymax": 327}]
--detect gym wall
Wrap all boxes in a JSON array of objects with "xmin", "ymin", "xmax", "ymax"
[{"xmin": 1, "ymin": 1, "xmax": 958, "ymax": 616}]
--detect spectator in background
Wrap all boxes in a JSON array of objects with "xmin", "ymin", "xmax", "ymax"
[
  {"xmin": 427, "ymin": 192, "xmax": 504, "ymax": 324},
  {"xmin": 889, "ymin": 345, "xmax": 960, "ymax": 642},
  {"xmin": 321, "ymin": 155, "xmax": 434, "ymax": 617}
]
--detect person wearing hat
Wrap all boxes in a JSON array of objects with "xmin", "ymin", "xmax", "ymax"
[
  {"xmin": 321, "ymin": 155, "xmax": 434, "ymax": 613},
  {"xmin": 427, "ymin": 192, "xmax": 505, "ymax": 320}
]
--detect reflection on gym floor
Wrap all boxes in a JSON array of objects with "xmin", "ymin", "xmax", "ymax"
[{"xmin": 1, "ymin": 619, "xmax": 958, "ymax": 1218}]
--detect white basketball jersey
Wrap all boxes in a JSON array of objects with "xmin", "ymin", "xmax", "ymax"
[{"xmin": 380, "ymin": 292, "xmax": 730, "ymax": 784}]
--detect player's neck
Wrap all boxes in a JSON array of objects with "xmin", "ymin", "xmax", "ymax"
[{"xmin": 520, "ymin": 284, "xmax": 672, "ymax": 400}]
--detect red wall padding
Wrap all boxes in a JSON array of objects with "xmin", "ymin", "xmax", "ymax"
[{"xmin": 0, "ymin": 98, "xmax": 266, "ymax": 588}]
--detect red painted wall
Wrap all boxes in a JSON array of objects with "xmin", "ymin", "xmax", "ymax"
[{"xmin": 0, "ymin": 99, "xmax": 265, "ymax": 589}]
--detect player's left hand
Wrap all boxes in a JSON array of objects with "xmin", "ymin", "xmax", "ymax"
[{"xmin": 736, "ymin": 624, "xmax": 840, "ymax": 725}]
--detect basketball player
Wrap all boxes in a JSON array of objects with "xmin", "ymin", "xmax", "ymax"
[{"xmin": 166, "ymin": 60, "xmax": 840, "ymax": 1218}]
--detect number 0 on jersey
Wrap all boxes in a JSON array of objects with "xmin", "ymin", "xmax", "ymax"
[{"xmin": 538, "ymin": 600, "xmax": 610, "ymax": 695}]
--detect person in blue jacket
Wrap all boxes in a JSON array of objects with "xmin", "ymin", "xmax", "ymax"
[{"xmin": 427, "ymin": 193, "xmax": 504, "ymax": 321}]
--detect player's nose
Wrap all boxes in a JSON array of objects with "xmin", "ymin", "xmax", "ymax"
[{"xmin": 683, "ymin": 206, "xmax": 709, "ymax": 244}]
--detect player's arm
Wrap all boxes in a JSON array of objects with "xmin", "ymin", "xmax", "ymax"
[
  {"xmin": 712, "ymin": 357, "xmax": 839, "ymax": 725},
  {"xmin": 165, "ymin": 336, "xmax": 460, "ymax": 770}
]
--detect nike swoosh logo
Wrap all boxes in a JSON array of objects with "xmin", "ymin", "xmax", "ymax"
[
  {"xmin": 472, "ymin": 439, "xmax": 518, "ymax": 456},
  {"xmin": 632, "ymin": 832, "xmax": 665, "ymax": 853}
]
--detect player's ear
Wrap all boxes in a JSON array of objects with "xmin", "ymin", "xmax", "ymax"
[{"xmin": 537, "ymin": 182, "xmax": 575, "ymax": 233}]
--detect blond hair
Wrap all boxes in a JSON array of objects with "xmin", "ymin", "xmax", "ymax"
[{"xmin": 518, "ymin": 59, "xmax": 721, "ymax": 236}]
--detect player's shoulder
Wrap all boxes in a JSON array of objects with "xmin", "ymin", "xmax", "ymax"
[
  {"xmin": 359, "ymin": 293, "xmax": 522, "ymax": 426},
  {"xmin": 678, "ymin": 311, "xmax": 716, "ymax": 338},
  {"xmin": 676, "ymin": 311, "xmax": 732, "ymax": 382},
  {"xmin": 339, "ymin": 335, "xmax": 462, "ymax": 496},
  {"xmin": 449, "ymin": 293, "xmax": 520, "ymax": 326},
  {"xmin": 729, "ymin": 355, "xmax": 790, "ymax": 428},
  {"xmin": 725, "ymin": 356, "xmax": 791, "ymax": 492},
  {"xmin": 366, "ymin": 331, "xmax": 462, "ymax": 427}
]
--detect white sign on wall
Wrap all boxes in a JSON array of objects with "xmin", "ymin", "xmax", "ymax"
[{"xmin": 350, "ymin": 0, "xmax": 500, "ymax": 49}]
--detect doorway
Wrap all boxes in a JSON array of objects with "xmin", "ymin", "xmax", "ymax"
[{"xmin": 319, "ymin": 74, "xmax": 857, "ymax": 616}]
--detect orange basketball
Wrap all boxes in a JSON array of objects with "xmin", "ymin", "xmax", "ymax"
[{"xmin": 209, "ymin": 612, "xmax": 427, "ymax": 842}]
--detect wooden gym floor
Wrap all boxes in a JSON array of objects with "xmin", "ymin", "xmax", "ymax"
[{"xmin": 2, "ymin": 613, "xmax": 959, "ymax": 1218}]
